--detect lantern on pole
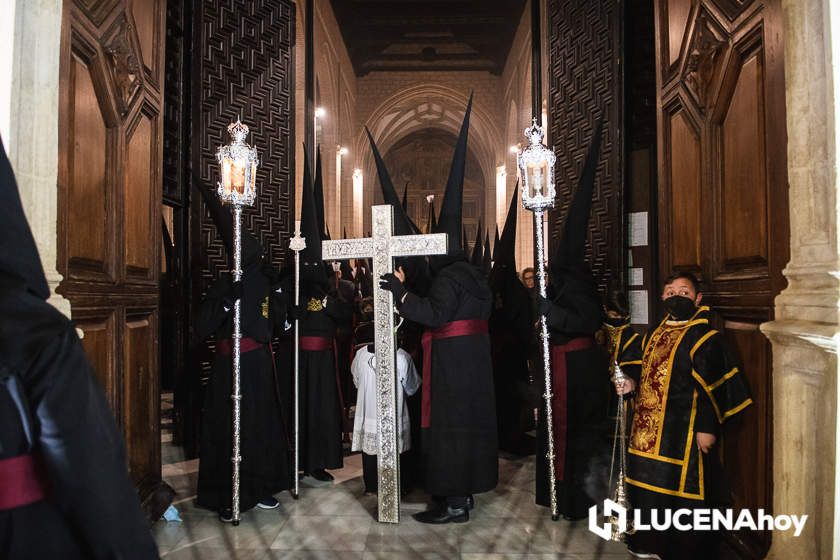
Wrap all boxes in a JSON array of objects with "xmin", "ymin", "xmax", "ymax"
[
  {"xmin": 216, "ymin": 119, "xmax": 259, "ymax": 525},
  {"xmin": 517, "ymin": 117, "xmax": 560, "ymax": 521}
]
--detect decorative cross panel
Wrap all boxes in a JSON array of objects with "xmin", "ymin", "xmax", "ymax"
[{"xmin": 322, "ymin": 205, "xmax": 447, "ymax": 523}]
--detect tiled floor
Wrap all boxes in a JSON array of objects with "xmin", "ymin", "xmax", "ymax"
[{"xmin": 154, "ymin": 395, "xmax": 631, "ymax": 559}]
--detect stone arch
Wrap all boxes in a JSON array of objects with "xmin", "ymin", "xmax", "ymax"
[{"xmin": 356, "ymin": 84, "xmax": 501, "ymax": 232}]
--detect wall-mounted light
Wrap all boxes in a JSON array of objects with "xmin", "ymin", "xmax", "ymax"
[
  {"xmin": 496, "ymin": 165, "xmax": 507, "ymax": 228},
  {"xmin": 353, "ymin": 169, "xmax": 364, "ymax": 237},
  {"xmin": 314, "ymin": 107, "xmax": 326, "ymax": 147}
]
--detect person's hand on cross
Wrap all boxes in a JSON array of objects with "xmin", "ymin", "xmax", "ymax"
[{"xmin": 379, "ymin": 266, "xmax": 407, "ymax": 303}]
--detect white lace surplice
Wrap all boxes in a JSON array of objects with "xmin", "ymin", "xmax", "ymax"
[{"xmin": 350, "ymin": 347, "xmax": 421, "ymax": 455}]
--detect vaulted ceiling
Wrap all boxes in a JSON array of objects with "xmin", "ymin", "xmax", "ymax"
[{"xmin": 329, "ymin": 0, "xmax": 528, "ymax": 76}]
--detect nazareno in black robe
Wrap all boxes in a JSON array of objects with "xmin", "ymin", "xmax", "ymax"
[
  {"xmin": 0, "ymin": 275, "xmax": 158, "ymax": 559},
  {"xmin": 489, "ymin": 265, "xmax": 535, "ymax": 454},
  {"xmin": 398, "ymin": 260, "xmax": 498, "ymax": 497},
  {"xmin": 535, "ymin": 268, "xmax": 611, "ymax": 518},
  {"xmin": 196, "ymin": 262, "xmax": 292, "ymax": 511},
  {"xmin": 296, "ymin": 286, "xmax": 353, "ymax": 472}
]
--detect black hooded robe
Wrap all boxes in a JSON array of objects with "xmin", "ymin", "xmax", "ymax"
[
  {"xmin": 0, "ymin": 128, "xmax": 157, "ymax": 558},
  {"xmin": 398, "ymin": 261, "xmax": 498, "ymax": 497},
  {"xmin": 297, "ymin": 291, "xmax": 352, "ymax": 473},
  {"xmin": 0, "ymin": 279, "xmax": 159, "ymax": 559},
  {"xmin": 196, "ymin": 266, "xmax": 292, "ymax": 511},
  {"xmin": 535, "ymin": 272, "xmax": 611, "ymax": 518},
  {"xmin": 489, "ymin": 269, "xmax": 535, "ymax": 454}
]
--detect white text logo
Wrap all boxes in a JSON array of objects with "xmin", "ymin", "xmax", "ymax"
[{"xmin": 588, "ymin": 500, "xmax": 808, "ymax": 541}]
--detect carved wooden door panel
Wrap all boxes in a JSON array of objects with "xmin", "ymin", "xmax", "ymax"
[
  {"xmin": 546, "ymin": 0, "xmax": 624, "ymax": 294},
  {"xmin": 654, "ymin": 1, "xmax": 788, "ymax": 556},
  {"xmin": 57, "ymin": 0, "xmax": 172, "ymax": 519}
]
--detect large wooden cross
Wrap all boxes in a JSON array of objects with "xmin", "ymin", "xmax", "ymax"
[{"xmin": 322, "ymin": 204, "xmax": 447, "ymax": 523}]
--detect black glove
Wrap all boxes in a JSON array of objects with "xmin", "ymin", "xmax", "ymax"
[
  {"xmin": 379, "ymin": 273, "xmax": 407, "ymax": 302},
  {"xmin": 286, "ymin": 303, "xmax": 306, "ymax": 321},
  {"xmin": 537, "ymin": 294, "xmax": 553, "ymax": 317},
  {"xmin": 229, "ymin": 281, "xmax": 243, "ymax": 301}
]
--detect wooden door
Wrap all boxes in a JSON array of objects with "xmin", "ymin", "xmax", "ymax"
[
  {"xmin": 654, "ymin": 1, "xmax": 788, "ymax": 556},
  {"xmin": 547, "ymin": 0, "xmax": 624, "ymax": 294},
  {"xmin": 57, "ymin": 0, "xmax": 172, "ymax": 520}
]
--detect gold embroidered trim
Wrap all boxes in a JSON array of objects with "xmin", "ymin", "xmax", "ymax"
[{"xmin": 307, "ymin": 297, "xmax": 324, "ymax": 312}]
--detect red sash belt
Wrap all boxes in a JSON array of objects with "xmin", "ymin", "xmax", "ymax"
[
  {"xmin": 300, "ymin": 336, "xmax": 332, "ymax": 352},
  {"xmin": 299, "ymin": 336, "xmax": 346, "ymax": 420},
  {"xmin": 0, "ymin": 454, "xmax": 46, "ymax": 510},
  {"xmin": 550, "ymin": 336, "xmax": 594, "ymax": 481},
  {"xmin": 216, "ymin": 337, "xmax": 264, "ymax": 356},
  {"xmin": 421, "ymin": 319, "xmax": 489, "ymax": 428}
]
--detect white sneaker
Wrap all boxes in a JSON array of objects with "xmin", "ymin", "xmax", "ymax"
[{"xmin": 256, "ymin": 497, "xmax": 280, "ymax": 509}]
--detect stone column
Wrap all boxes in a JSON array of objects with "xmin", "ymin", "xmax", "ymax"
[
  {"xmin": 4, "ymin": 0, "xmax": 71, "ymax": 318},
  {"xmin": 761, "ymin": 0, "xmax": 840, "ymax": 558}
]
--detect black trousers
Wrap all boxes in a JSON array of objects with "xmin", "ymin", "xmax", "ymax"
[
  {"xmin": 362, "ymin": 452, "xmax": 412, "ymax": 493},
  {"xmin": 362, "ymin": 453, "xmax": 377, "ymax": 492}
]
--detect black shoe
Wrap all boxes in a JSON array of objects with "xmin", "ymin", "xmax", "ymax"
[
  {"xmin": 257, "ymin": 496, "xmax": 280, "ymax": 509},
  {"xmin": 413, "ymin": 505, "xmax": 469, "ymax": 524},
  {"xmin": 310, "ymin": 469, "xmax": 334, "ymax": 482},
  {"xmin": 219, "ymin": 508, "xmax": 234, "ymax": 523},
  {"xmin": 466, "ymin": 495, "xmax": 475, "ymax": 510}
]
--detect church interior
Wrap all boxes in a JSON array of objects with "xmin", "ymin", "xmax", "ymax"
[{"xmin": 2, "ymin": 0, "xmax": 838, "ymax": 558}]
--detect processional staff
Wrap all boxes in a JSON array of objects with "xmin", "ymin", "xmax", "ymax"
[
  {"xmin": 517, "ymin": 118, "xmax": 560, "ymax": 521},
  {"xmin": 215, "ymin": 119, "xmax": 259, "ymax": 526},
  {"xmin": 289, "ymin": 222, "xmax": 305, "ymax": 500}
]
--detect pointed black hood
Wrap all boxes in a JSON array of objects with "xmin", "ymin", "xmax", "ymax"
[
  {"xmin": 401, "ymin": 182, "xmax": 409, "ymax": 212},
  {"xmin": 340, "ymin": 259, "xmax": 354, "ymax": 281},
  {"xmin": 551, "ymin": 118, "xmax": 604, "ymax": 279},
  {"xmin": 493, "ymin": 181, "xmax": 519, "ymax": 271},
  {"xmin": 194, "ymin": 171, "xmax": 233, "ymax": 255},
  {"xmin": 433, "ymin": 94, "xmax": 473, "ymax": 260},
  {"xmin": 492, "ymin": 225, "xmax": 501, "ymax": 261},
  {"xmin": 425, "ymin": 196, "xmax": 437, "ymax": 234},
  {"xmin": 470, "ymin": 220, "xmax": 483, "ymax": 266},
  {"xmin": 366, "ymin": 127, "xmax": 414, "ymax": 237},
  {"xmin": 482, "ymin": 230, "xmax": 492, "ymax": 273},
  {"xmin": 366, "ymin": 128, "xmax": 432, "ymax": 292},
  {"xmin": 299, "ymin": 144, "xmax": 323, "ymax": 265},
  {"xmin": 0, "ymin": 137, "xmax": 49, "ymax": 299},
  {"xmin": 193, "ymin": 172, "xmax": 264, "ymax": 268}
]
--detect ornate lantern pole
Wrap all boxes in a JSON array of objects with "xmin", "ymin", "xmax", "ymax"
[
  {"xmin": 216, "ymin": 119, "xmax": 259, "ymax": 526},
  {"xmin": 517, "ymin": 117, "xmax": 560, "ymax": 520}
]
